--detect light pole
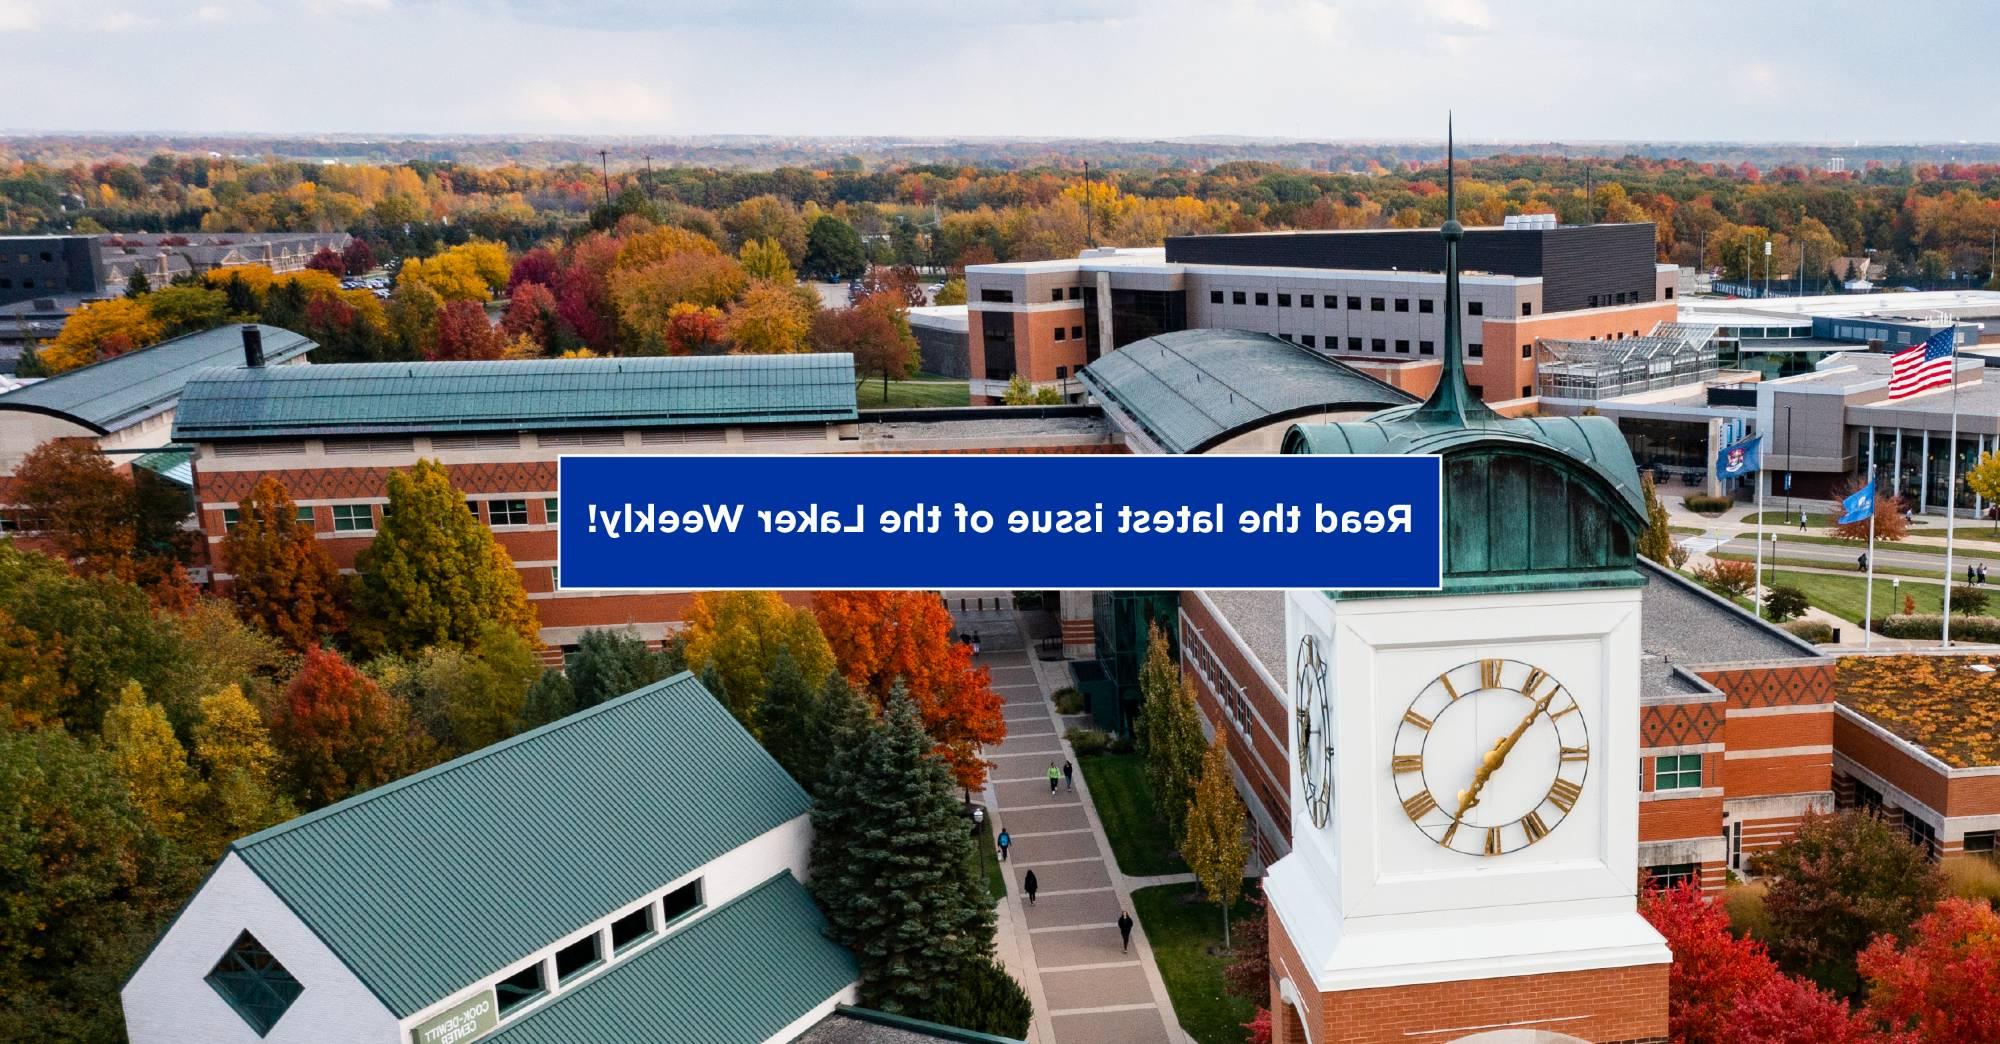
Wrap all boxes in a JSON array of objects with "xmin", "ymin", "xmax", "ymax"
[
  {"xmin": 970, "ymin": 805, "xmax": 990, "ymax": 897},
  {"xmin": 1784, "ymin": 405, "xmax": 1794, "ymax": 526},
  {"xmin": 1763, "ymin": 240, "xmax": 1773, "ymax": 299}
]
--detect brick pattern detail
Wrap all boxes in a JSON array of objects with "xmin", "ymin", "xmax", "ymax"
[
  {"xmin": 1696, "ymin": 663, "xmax": 1835, "ymax": 710},
  {"xmin": 1640, "ymin": 699, "xmax": 1724, "ymax": 746},
  {"xmin": 1180, "ymin": 599, "xmax": 1292, "ymax": 850},
  {"xmin": 1832, "ymin": 713, "xmax": 1950, "ymax": 814},
  {"xmin": 1269, "ymin": 901, "xmax": 1669, "ymax": 1044},
  {"xmin": 1737, "ymin": 815, "xmax": 1805, "ymax": 858}
]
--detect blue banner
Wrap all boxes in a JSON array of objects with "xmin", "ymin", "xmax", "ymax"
[
  {"xmin": 1715, "ymin": 435, "xmax": 1763, "ymax": 479},
  {"xmin": 557, "ymin": 455, "xmax": 1443, "ymax": 591},
  {"xmin": 1839, "ymin": 482, "xmax": 1877, "ymax": 526}
]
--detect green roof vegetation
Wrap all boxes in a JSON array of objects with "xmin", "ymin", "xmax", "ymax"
[
  {"xmin": 171, "ymin": 353, "xmax": 859, "ymax": 441},
  {"xmin": 0, "ymin": 324, "xmax": 312, "ymax": 433},
  {"xmin": 1077, "ymin": 329, "xmax": 1413, "ymax": 454},
  {"xmin": 487, "ymin": 873, "xmax": 856, "ymax": 1044},
  {"xmin": 228, "ymin": 672, "xmax": 811, "ymax": 1017}
]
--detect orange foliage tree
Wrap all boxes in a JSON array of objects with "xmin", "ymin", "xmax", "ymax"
[
  {"xmin": 813, "ymin": 591, "xmax": 1003, "ymax": 788},
  {"xmin": 1857, "ymin": 897, "xmax": 2000, "ymax": 1042},
  {"xmin": 11, "ymin": 439, "xmax": 195, "ymax": 603},
  {"xmin": 429, "ymin": 299, "xmax": 506, "ymax": 361},
  {"xmin": 221, "ymin": 475, "xmax": 345, "ymax": 651},
  {"xmin": 1831, "ymin": 479, "xmax": 1908, "ymax": 542},
  {"xmin": 272, "ymin": 646, "xmax": 426, "ymax": 805}
]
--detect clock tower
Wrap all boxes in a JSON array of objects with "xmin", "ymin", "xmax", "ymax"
[{"xmin": 1266, "ymin": 121, "xmax": 1671, "ymax": 1044}]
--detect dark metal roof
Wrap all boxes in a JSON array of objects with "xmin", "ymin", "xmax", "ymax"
[
  {"xmin": 0, "ymin": 323, "xmax": 312, "ymax": 433},
  {"xmin": 487, "ymin": 873, "xmax": 856, "ymax": 1044},
  {"xmin": 227, "ymin": 672, "xmax": 812, "ymax": 1017},
  {"xmin": 1076, "ymin": 329, "xmax": 1414, "ymax": 454},
  {"xmin": 171, "ymin": 353, "xmax": 859, "ymax": 441}
]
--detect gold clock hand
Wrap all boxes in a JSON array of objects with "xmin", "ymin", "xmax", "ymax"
[{"xmin": 1451, "ymin": 683, "xmax": 1561, "ymax": 821}]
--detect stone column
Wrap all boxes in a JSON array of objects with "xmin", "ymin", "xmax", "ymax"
[
  {"xmin": 1058, "ymin": 590, "xmax": 1096, "ymax": 659},
  {"xmin": 1921, "ymin": 429, "xmax": 1931, "ymax": 515},
  {"xmin": 1095, "ymin": 271, "xmax": 1115, "ymax": 355}
]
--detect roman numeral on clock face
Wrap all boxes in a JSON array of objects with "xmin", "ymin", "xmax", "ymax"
[
  {"xmin": 1561, "ymin": 746, "xmax": 1589, "ymax": 762},
  {"xmin": 1402, "ymin": 790, "xmax": 1437, "ymax": 820},
  {"xmin": 1391, "ymin": 754, "xmax": 1423, "ymax": 773},
  {"xmin": 1480, "ymin": 659, "xmax": 1503, "ymax": 688},
  {"xmin": 1402, "ymin": 708, "xmax": 1433, "ymax": 730},
  {"xmin": 1522, "ymin": 667, "xmax": 1549, "ymax": 700},
  {"xmin": 1484, "ymin": 828, "xmax": 1502, "ymax": 856},
  {"xmin": 1549, "ymin": 778, "xmax": 1583, "ymax": 812},
  {"xmin": 1521, "ymin": 811, "xmax": 1548, "ymax": 843}
]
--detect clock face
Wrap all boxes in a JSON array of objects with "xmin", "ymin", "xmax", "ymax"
[
  {"xmin": 1390, "ymin": 658, "xmax": 1589, "ymax": 857},
  {"xmin": 1294, "ymin": 635, "xmax": 1333, "ymax": 829}
]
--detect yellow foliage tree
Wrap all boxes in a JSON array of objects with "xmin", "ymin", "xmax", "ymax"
[
  {"xmin": 397, "ymin": 241, "xmax": 509, "ymax": 302},
  {"xmin": 41, "ymin": 297, "xmax": 164, "ymax": 373},
  {"xmin": 739, "ymin": 238, "xmax": 796, "ymax": 284},
  {"xmin": 101, "ymin": 681, "xmax": 203, "ymax": 842},
  {"xmin": 726, "ymin": 280, "xmax": 813, "ymax": 355},
  {"xmin": 192, "ymin": 684, "xmax": 297, "ymax": 846},
  {"xmin": 682, "ymin": 591, "xmax": 835, "ymax": 734},
  {"xmin": 613, "ymin": 225, "xmax": 721, "ymax": 273},
  {"xmin": 1182, "ymin": 733, "xmax": 1250, "ymax": 946}
]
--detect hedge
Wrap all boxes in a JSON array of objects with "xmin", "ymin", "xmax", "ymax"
[
  {"xmin": 1872, "ymin": 614, "xmax": 2000, "ymax": 643},
  {"xmin": 1684, "ymin": 495, "xmax": 1734, "ymax": 514},
  {"xmin": 1781, "ymin": 619, "xmax": 1835, "ymax": 643}
]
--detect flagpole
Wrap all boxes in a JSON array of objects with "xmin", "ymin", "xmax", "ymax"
[
  {"xmin": 1943, "ymin": 357, "xmax": 1962, "ymax": 648},
  {"xmin": 1754, "ymin": 466, "xmax": 1766, "ymax": 620},
  {"xmin": 1865, "ymin": 486, "xmax": 1876, "ymax": 653}
]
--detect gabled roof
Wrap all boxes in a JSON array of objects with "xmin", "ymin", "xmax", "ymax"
[
  {"xmin": 171, "ymin": 353, "xmax": 860, "ymax": 441},
  {"xmin": 1077, "ymin": 329, "xmax": 1414, "ymax": 454},
  {"xmin": 0, "ymin": 323, "xmax": 312, "ymax": 434},
  {"xmin": 488, "ymin": 873, "xmax": 856, "ymax": 1044},
  {"xmin": 227, "ymin": 672, "xmax": 811, "ymax": 1017}
]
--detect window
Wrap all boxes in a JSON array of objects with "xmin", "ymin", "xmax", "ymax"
[
  {"xmin": 1855, "ymin": 780, "xmax": 1884, "ymax": 813},
  {"xmin": 978, "ymin": 288, "xmax": 1013, "ymax": 303},
  {"xmin": 1324, "ymin": 295, "xmax": 1337, "ymax": 309},
  {"xmin": 554, "ymin": 934, "xmax": 602, "ymax": 984},
  {"xmin": 1053, "ymin": 327, "xmax": 1066, "ymax": 341},
  {"xmin": 331, "ymin": 504, "xmax": 373, "ymax": 532},
  {"xmin": 1419, "ymin": 299, "xmax": 1434, "ymax": 314},
  {"xmin": 489, "ymin": 499, "xmax": 529, "ymax": 526},
  {"xmin": 297, "ymin": 506, "xmax": 315, "ymax": 525},
  {"xmin": 1068, "ymin": 286, "xmax": 1081, "ymax": 300},
  {"xmin": 1522, "ymin": 302, "xmax": 1533, "ymax": 316},
  {"xmin": 1071, "ymin": 325, "xmax": 1082, "ymax": 339},
  {"xmin": 1277, "ymin": 293, "xmax": 1292, "ymax": 307},
  {"xmin": 1347, "ymin": 337, "xmax": 1361, "ymax": 351},
  {"xmin": 1646, "ymin": 863, "xmax": 1698, "ymax": 890},
  {"xmin": 1654, "ymin": 753, "xmax": 1702, "ymax": 791},
  {"xmin": 222, "ymin": 508, "xmax": 240, "ymax": 532},
  {"xmin": 1468, "ymin": 384, "xmax": 1483, "ymax": 397},
  {"xmin": 1370, "ymin": 297, "xmax": 1385, "ymax": 311},
  {"xmin": 1232, "ymin": 291, "xmax": 1247, "ymax": 305},
  {"xmin": 544, "ymin": 498, "xmax": 559, "ymax": 525},
  {"xmin": 1254, "ymin": 292, "xmax": 1268, "ymax": 306},
  {"xmin": 610, "ymin": 907, "xmax": 655, "ymax": 954},
  {"xmin": 495, "ymin": 962, "xmax": 546, "ymax": 1017},
  {"xmin": 1521, "ymin": 385, "xmax": 1532, "ymax": 398},
  {"xmin": 1050, "ymin": 288, "xmax": 1064, "ymax": 302},
  {"xmin": 205, "ymin": 932, "xmax": 304, "ymax": 1035},
  {"xmin": 1966, "ymin": 831, "xmax": 1996, "ymax": 856},
  {"xmin": 1521, "ymin": 343, "xmax": 1533, "ymax": 359},
  {"xmin": 1346, "ymin": 296, "xmax": 1361, "ymax": 310},
  {"xmin": 465, "ymin": 499, "xmax": 481, "ymax": 518},
  {"xmin": 1301, "ymin": 335, "xmax": 1316, "ymax": 348},
  {"xmin": 1908, "ymin": 817, "xmax": 1938, "ymax": 856},
  {"xmin": 661, "ymin": 879, "xmax": 704, "ymax": 924},
  {"xmin": 550, "ymin": 565, "xmax": 559, "ymax": 588},
  {"xmin": 1419, "ymin": 340, "xmax": 1435, "ymax": 356},
  {"xmin": 1299, "ymin": 294, "xmax": 1313, "ymax": 308},
  {"xmin": 1468, "ymin": 301, "xmax": 1484, "ymax": 316},
  {"xmin": 1395, "ymin": 339, "xmax": 1410, "ymax": 354},
  {"xmin": 1665, "ymin": 286, "xmax": 1675, "ymax": 299},
  {"xmin": 1394, "ymin": 298, "xmax": 1409, "ymax": 313},
  {"xmin": 1210, "ymin": 290, "xmax": 1224, "ymax": 304},
  {"xmin": 1371, "ymin": 338, "xmax": 1386, "ymax": 353},
  {"xmin": 1468, "ymin": 343, "xmax": 1483, "ymax": 358}
]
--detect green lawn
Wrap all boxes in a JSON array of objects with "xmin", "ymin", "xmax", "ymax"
[
  {"xmin": 1077, "ymin": 753, "xmax": 1188, "ymax": 876},
  {"xmin": 1713, "ymin": 551, "xmax": 1972, "ymax": 584},
  {"xmin": 1132, "ymin": 882, "xmax": 1261, "ymax": 1044},
  {"xmin": 1762, "ymin": 569, "xmax": 1947, "ymax": 622},
  {"xmin": 971, "ymin": 813, "xmax": 1007, "ymax": 901},
  {"xmin": 855, "ymin": 378, "xmax": 970, "ymax": 408},
  {"xmin": 1670, "ymin": 525, "xmax": 1706, "ymax": 536},
  {"xmin": 1720, "ymin": 533, "xmax": 2000, "ymax": 561}
]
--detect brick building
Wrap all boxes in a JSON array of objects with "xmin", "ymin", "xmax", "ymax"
[{"xmin": 1832, "ymin": 653, "xmax": 2000, "ymax": 861}]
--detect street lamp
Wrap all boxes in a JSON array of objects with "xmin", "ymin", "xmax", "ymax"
[{"xmin": 969, "ymin": 805, "xmax": 991, "ymax": 897}]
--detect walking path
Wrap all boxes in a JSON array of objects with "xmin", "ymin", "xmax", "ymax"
[{"xmin": 955, "ymin": 598, "xmax": 1184, "ymax": 1044}]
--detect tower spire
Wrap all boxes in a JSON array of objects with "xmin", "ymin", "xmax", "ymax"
[{"xmin": 1411, "ymin": 112, "xmax": 1495, "ymax": 426}]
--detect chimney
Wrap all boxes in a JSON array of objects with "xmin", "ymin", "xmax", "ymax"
[{"xmin": 241, "ymin": 324, "xmax": 265, "ymax": 368}]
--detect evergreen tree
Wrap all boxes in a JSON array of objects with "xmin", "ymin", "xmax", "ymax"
[
  {"xmin": 351, "ymin": 459, "xmax": 538, "ymax": 656},
  {"xmin": 810, "ymin": 687, "xmax": 996, "ymax": 1018},
  {"xmin": 222, "ymin": 475, "xmax": 345, "ymax": 650},
  {"xmin": 125, "ymin": 269, "xmax": 151, "ymax": 298},
  {"xmin": 567, "ymin": 627, "xmax": 670, "ymax": 709},
  {"xmin": 924, "ymin": 958, "xmax": 1034, "ymax": 1038},
  {"xmin": 1183, "ymin": 735, "xmax": 1249, "ymax": 946},
  {"xmin": 1135, "ymin": 620, "xmax": 1205, "ymax": 846},
  {"xmin": 802, "ymin": 215, "xmax": 867, "ymax": 281},
  {"xmin": 757, "ymin": 649, "xmax": 856, "ymax": 794},
  {"xmin": 520, "ymin": 668, "xmax": 577, "ymax": 728}
]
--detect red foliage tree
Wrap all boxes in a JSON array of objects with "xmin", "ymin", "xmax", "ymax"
[
  {"xmin": 1721, "ymin": 975, "xmax": 1870, "ymax": 1044},
  {"xmin": 508, "ymin": 246, "xmax": 559, "ymax": 292},
  {"xmin": 554, "ymin": 235, "xmax": 620, "ymax": 351},
  {"xmin": 340, "ymin": 237, "xmax": 376, "ymax": 276},
  {"xmin": 663, "ymin": 302, "xmax": 727, "ymax": 356},
  {"xmin": 1641, "ymin": 881, "xmax": 1783, "ymax": 1043},
  {"xmin": 429, "ymin": 298, "xmax": 505, "ymax": 361},
  {"xmin": 1857, "ymin": 897, "xmax": 2000, "ymax": 1043},
  {"xmin": 273, "ymin": 646, "xmax": 424, "ymax": 805},
  {"xmin": 500, "ymin": 281, "xmax": 561, "ymax": 351},
  {"xmin": 812, "ymin": 591, "xmax": 1004, "ymax": 788},
  {"xmin": 305, "ymin": 247, "xmax": 346, "ymax": 277},
  {"xmin": 1242, "ymin": 1008, "xmax": 1272, "ymax": 1044}
]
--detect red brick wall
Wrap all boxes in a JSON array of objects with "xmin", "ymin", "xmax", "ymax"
[
  {"xmin": 1639, "ymin": 794, "xmax": 1724, "ymax": 842},
  {"xmin": 1473, "ymin": 301, "xmax": 1678, "ymax": 402},
  {"xmin": 1179, "ymin": 597, "xmax": 1291, "ymax": 848},
  {"xmin": 1833, "ymin": 713, "xmax": 1950, "ymax": 814}
]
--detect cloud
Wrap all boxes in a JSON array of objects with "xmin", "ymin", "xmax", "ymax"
[
  {"xmin": 510, "ymin": 79, "xmax": 670, "ymax": 130},
  {"xmin": 0, "ymin": 0, "xmax": 39, "ymax": 30},
  {"xmin": 1422, "ymin": 0, "xmax": 1491, "ymax": 31}
]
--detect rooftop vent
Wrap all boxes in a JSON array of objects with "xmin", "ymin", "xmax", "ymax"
[
  {"xmin": 241, "ymin": 325, "xmax": 265, "ymax": 368},
  {"xmin": 1502, "ymin": 213, "xmax": 1559, "ymax": 231}
]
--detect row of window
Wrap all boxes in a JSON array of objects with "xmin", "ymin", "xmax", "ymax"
[
  {"xmin": 1051, "ymin": 324, "xmax": 1085, "ymax": 342},
  {"xmin": 1282, "ymin": 333, "xmax": 1439, "ymax": 357},
  {"xmin": 1048, "ymin": 286, "xmax": 1083, "ymax": 302},
  {"xmin": 1209, "ymin": 289, "xmax": 1510, "ymax": 316},
  {"xmin": 493, "ymin": 879, "xmax": 704, "ymax": 1020},
  {"xmin": 219, "ymin": 498, "xmax": 561, "ymax": 534}
]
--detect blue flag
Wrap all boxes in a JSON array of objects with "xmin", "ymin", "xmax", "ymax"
[
  {"xmin": 1839, "ymin": 482, "xmax": 1877, "ymax": 526},
  {"xmin": 1715, "ymin": 435, "xmax": 1763, "ymax": 479}
]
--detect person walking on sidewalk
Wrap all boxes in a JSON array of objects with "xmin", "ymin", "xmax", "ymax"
[
  {"xmin": 1024, "ymin": 870, "xmax": 1039, "ymax": 906},
  {"xmin": 996, "ymin": 828, "xmax": 1011, "ymax": 862},
  {"xmin": 1062, "ymin": 759, "xmax": 1074, "ymax": 792},
  {"xmin": 1117, "ymin": 911, "xmax": 1134, "ymax": 953},
  {"xmin": 1048, "ymin": 762, "xmax": 1060, "ymax": 794}
]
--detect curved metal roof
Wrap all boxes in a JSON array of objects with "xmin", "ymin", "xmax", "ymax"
[
  {"xmin": 0, "ymin": 323, "xmax": 313, "ymax": 434},
  {"xmin": 1076, "ymin": 329, "xmax": 1415, "ymax": 454}
]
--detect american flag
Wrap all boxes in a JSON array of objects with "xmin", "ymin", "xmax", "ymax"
[{"xmin": 1887, "ymin": 329, "xmax": 1957, "ymax": 401}]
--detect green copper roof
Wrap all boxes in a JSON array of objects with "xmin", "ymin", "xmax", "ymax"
[
  {"xmin": 0, "ymin": 323, "xmax": 313, "ymax": 434},
  {"xmin": 1077, "ymin": 329, "xmax": 1414, "ymax": 454},
  {"xmin": 1283, "ymin": 117, "xmax": 1647, "ymax": 596},
  {"xmin": 171, "ymin": 353, "xmax": 859, "ymax": 441},
  {"xmin": 130, "ymin": 447, "xmax": 194, "ymax": 487},
  {"xmin": 488, "ymin": 873, "xmax": 856, "ymax": 1044},
  {"xmin": 227, "ymin": 672, "xmax": 811, "ymax": 1018}
]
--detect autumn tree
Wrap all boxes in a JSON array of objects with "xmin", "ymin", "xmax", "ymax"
[
  {"xmin": 815, "ymin": 291, "xmax": 918, "ymax": 397},
  {"xmin": 12, "ymin": 438, "xmax": 194, "ymax": 592},
  {"xmin": 388, "ymin": 279, "xmax": 443, "ymax": 358},
  {"xmin": 1857, "ymin": 896, "xmax": 2000, "ymax": 1042},
  {"xmin": 803, "ymin": 215, "xmax": 868, "ymax": 281},
  {"xmin": 1002, "ymin": 374, "xmax": 1063, "ymax": 405},
  {"xmin": 141, "ymin": 284, "xmax": 229, "ymax": 338},
  {"xmin": 1969, "ymin": 453, "xmax": 2000, "ymax": 530},
  {"xmin": 500, "ymin": 281, "xmax": 563, "ymax": 352},
  {"xmin": 100, "ymin": 681, "xmax": 202, "ymax": 845},
  {"xmin": 306, "ymin": 246, "xmax": 345, "ymax": 276},
  {"xmin": 739, "ymin": 237, "xmax": 796, "ymax": 284},
  {"xmin": 0, "ymin": 607, "xmax": 73, "ymax": 729},
  {"xmin": 273, "ymin": 646, "xmax": 425, "ymax": 805},
  {"xmin": 1136, "ymin": 622, "xmax": 1205, "ymax": 845},
  {"xmin": 813, "ymin": 590, "xmax": 1004, "ymax": 788},
  {"xmin": 1638, "ymin": 472, "xmax": 1681, "ymax": 567},
  {"xmin": 222, "ymin": 474, "xmax": 345, "ymax": 650},
  {"xmin": 934, "ymin": 278, "xmax": 967, "ymax": 306},
  {"xmin": 1642, "ymin": 880, "xmax": 1787, "ymax": 1043},
  {"xmin": 1755, "ymin": 809, "xmax": 1945, "ymax": 995},
  {"xmin": 39, "ymin": 296, "xmax": 163, "ymax": 372},
  {"xmin": 1223, "ymin": 895, "xmax": 1271, "ymax": 1003},
  {"xmin": 192, "ymin": 684, "xmax": 297, "ymax": 845},
  {"xmin": 661, "ymin": 302, "xmax": 727, "ymax": 355},
  {"xmin": 726, "ymin": 279, "xmax": 815, "ymax": 355},
  {"xmin": 430, "ymin": 298, "xmax": 506, "ymax": 361},
  {"xmin": 1183, "ymin": 735, "xmax": 1249, "ymax": 945},
  {"xmin": 722, "ymin": 195, "xmax": 809, "ymax": 264},
  {"xmin": 683, "ymin": 591, "xmax": 835, "ymax": 733},
  {"xmin": 397, "ymin": 240, "xmax": 509, "ymax": 301},
  {"xmin": 351, "ymin": 459, "xmax": 538, "ymax": 656},
  {"xmin": 340, "ymin": 237, "xmax": 376, "ymax": 276},
  {"xmin": 432, "ymin": 623, "xmax": 544, "ymax": 752},
  {"xmin": 1832, "ymin": 478, "xmax": 1907, "ymax": 542}
]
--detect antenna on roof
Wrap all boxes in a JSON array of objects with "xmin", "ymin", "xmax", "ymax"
[{"xmin": 1409, "ymin": 112, "xmax": 1497, "ymax": 429}]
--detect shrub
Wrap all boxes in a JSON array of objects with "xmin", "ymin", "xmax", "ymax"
[
  {"xmin": 1952, "ymin": 584, "xmax": 1989, "ymax": 615},
  {"xmin": 1684, "ymin": 494, "xmax": 1734, "ymax": 514},
  {"xmin": 924, "ymin": 957, "xmax": 1033, "ymax": 1038},
  {"xmin": 1781, "ymin": 619, "xmax": 1835, "ymax": 643},
  {"xmin": 1723, "ymin": 878, "xmax": 1772, "ymax": 942},
  {"xmin": 1052, "ymin": 687, "xmax": 1084, "ymax": 714},
  {"xmin": 1943, "ymin": 855, "xmax": 2000, "ymax": 906},
  {"xmin": 1694, "ymin": 559, "xmax": 1758, "ymax": 598},
  {"xmin": 1875, "ymin": 614, "xmax": 2000, "ymax": 643},
  {"xmin": 1764, "ymin": 585, "xmax": 1809, "ymax": 622},
  {"xmin": 1065, "ymin": 726, "xmax": 1111, "ymax": 756}
]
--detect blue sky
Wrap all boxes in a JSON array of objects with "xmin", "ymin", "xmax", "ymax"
[{"xmin": 4, "ymin": 0, "xmax": 1994, "ymax": 140}]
